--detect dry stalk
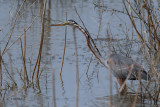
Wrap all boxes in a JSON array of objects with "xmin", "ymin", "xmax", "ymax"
[
  {"xmin": 60, "ymin": 12, "xmax": 67, "ymax": 76},
  {"xmin": 23, "ymin": 28, "xmax": 29, "ymax": 83},
  {"xmin": 20, "ymin": 29, "xmax": 29, "ymax": 86},
  {"xmin": 35, "ymin": 0, "xmax": 47, "ymax": 87},
  {"xmin": 20, "ymin": 38, "xmax": 25, "ymax": 85},
  {"xmin": 118, "ymin": 66, "xmax": 132, "ymax": 93},
  {"xmin": 59, "ymin": 13, "xmax": 68, "ymax": 96},
  {"xmin": 31, "ymin": 52, "xmax": 38, "ymax": 82},
  {"xmin": 132, "ymin": 84, "xmax": 140, "ymax": 107},
  {"xmin": 132, "ymin": 71, "xmax": 142, "ymax": 107}
]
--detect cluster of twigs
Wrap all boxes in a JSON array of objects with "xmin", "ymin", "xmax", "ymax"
[
  {"xmin": 31, "ymin": 0, "xmax": 47, "ymax": 90},
  {"xmin": 94, "ymin": 0, "xmax": 160, "ymax": 106},
  {"xmin": 123, "ymin": 0, "xmax": 160, "ymax": 52},
  {"xmin": 122, "ymin": 0, "xmax": 160, "ymax": 105},
  {"xmin": 0, "ymin": 0, "xmax": 48, "ymax": 99}
]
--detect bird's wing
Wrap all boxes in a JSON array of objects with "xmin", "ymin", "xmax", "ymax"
[{"xmin": 108, "ymin": 54, "xmax": 149, "ymax": 80}]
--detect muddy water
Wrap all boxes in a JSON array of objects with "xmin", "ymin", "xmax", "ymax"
[{"xmin": 0, "ymin": 0, "xmax": 159, "ymax": 107}]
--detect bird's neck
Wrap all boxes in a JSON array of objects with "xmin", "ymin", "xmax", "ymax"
[{"xmin": 72, "ymin": 24, "xmax": 106, "ymax": 66}]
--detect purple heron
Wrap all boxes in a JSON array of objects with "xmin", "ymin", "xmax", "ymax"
[{"xmin": 51, "ymin": 20, "xmax": 150, "ymax": 94}]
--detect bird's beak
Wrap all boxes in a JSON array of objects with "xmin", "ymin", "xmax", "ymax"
[{"xmin": 50, "ymin": 22, "xmax": 68, "ymax": 26}]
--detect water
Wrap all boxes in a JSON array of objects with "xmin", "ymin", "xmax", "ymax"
[{"xmin": 0, "ymin": 0, "xmax": 159, "ymax": 107}]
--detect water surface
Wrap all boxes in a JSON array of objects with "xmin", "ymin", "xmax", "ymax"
[{"xmin": 0, "ymin": 0, "xmax": 158, "ymax": 107}]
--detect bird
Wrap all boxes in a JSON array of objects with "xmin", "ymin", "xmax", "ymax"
[{"xmin": 51, "ymin": 20, "xmax": 150, "ymax": 94}]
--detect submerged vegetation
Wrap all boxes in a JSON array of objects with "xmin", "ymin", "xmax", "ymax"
[{"xmin": 0, "ymin": 0, "xmax": 160, "ymax": 106}]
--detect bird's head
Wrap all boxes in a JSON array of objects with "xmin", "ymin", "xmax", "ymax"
[{"xmin": 50, "ymin": 20, "xmax": 78, "ymax": 26}]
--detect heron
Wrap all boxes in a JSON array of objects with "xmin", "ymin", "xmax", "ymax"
[{"xmin": 51, "ymin": 20, "xmax": 150, "ymax": 94}]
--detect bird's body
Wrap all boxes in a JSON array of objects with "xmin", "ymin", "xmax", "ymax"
[
  {"xmin": 51, "ymin": 20, "xmax": 150, "ymax": 94},
  {"xmin": 106, "ymin": 54, "xmax": 149, "ymax": 80}
]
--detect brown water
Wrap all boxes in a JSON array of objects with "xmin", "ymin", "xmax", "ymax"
[{"xmin": 0, "ymin": 0, "xmax": 159, "ymax": 107}]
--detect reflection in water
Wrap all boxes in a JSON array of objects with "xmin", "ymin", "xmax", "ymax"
[
  {"xmin": 60, "ymin": 74, "xmax": 65, "ymax": 96},
  {"xmin": 73, "ymin": 27, "xmax": 79, "ymax": 107},
  {"xmin": 52, "ymin": 69, "xmax": 56, "ymax": 107},
  {"xmin": 0, "ymin": 102, "xmax": 3, "ymax": 107},
  {"xmin": 93, "ymin": 94, "xmax": 148, "ymax": 107}
]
